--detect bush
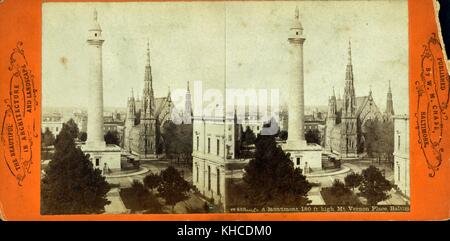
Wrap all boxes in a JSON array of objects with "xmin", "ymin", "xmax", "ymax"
[
  {"xmin": 321, "ymin": 180, "xmax": 360, "ymax": 205},
  {"xmin": 119, "ymin": 180, "xmax": 163, "ymax": 213},
  {"xmin": 344, "ymin": 172, "xmax": 363, "ymax": 191},
  {"xmin": 143, "ymin": 172, "xmax": 161, "ymax": 191}
]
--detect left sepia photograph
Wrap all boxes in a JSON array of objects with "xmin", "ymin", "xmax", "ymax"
[{"xmin": 41, "ymin": 2, "xmax": 221, "ymax": 215}]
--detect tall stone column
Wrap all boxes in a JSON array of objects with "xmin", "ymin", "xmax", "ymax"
[
  {"xmin": 86, "ymin": 10, "xmax": 106, "ymax": 149},
  {"xmin": 287, "ymin": 7, "xmax": 306, "ymax": 148}
]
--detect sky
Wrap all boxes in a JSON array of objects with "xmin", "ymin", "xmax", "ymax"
[{"xmin": 42, "ymin": 0, "xmax": 408, "ymax": 115}]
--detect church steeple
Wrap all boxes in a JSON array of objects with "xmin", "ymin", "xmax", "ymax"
[
  {"xmin": 184, "ymin": 81, "xmax": 193, "ymax": 124},
  {"xmin": 385, "ymin": 80, "xmax": 395, "ymax": 119},
  {"xmin": 343, "ymin": 40, "xmax": 356, "ymax": 117},
  {"xmin": 142, "ymin": 40, "xmax": 155, "ymax": 120},
  {"xmin": 328, "ymin": 86, "xmax": 337, "ymax": 118}
]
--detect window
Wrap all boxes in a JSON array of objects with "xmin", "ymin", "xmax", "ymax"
[
  {"xmin": 95, "ymin": 158, "xmax": 100, "ymax": 167},
  {"xmin": 56, "ymin": 127, "xmax": 58, "ymax": 132},
  {"xmin": 398, "ymin": 135, "xmax": 401, "ymax": 150},
  {"xmin": 397, "ymin": 163, "xmax": 401, "ymax": 182},
  {"xmin": 207, "ymin": 138, "xmax": 211, "ymax": 153},
  {"xmin": 207, "ymin": 166, "xmax": 211, "ymax": 191},
  {"xmin": 216, "ymin": 139, "xmax": 220, "ymax": 155},
  {"xmin": 217, "ymin": 168, "xmax": 220, "ymax": 195},
  {"xmin": 296, "ymin": 158, "xmax": 300, "ymax": 166},
  {"xmin": 95, "ymin": 33, "xmax": 97, "ymax": 37},
  {"xmin": 196, "ymin": 136, "xmax": 199, "ymax": 151},
  {"xmin": 196, "ymin": 164, "xmax": 199, "ymax": 183}
]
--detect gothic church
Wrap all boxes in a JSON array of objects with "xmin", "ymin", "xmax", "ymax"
[{"xmin": 324, "ymin": 41, "xmax": 395, "ymax": 158}]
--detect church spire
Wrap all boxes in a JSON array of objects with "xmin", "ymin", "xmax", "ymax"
[
  {"xmin": 146, "ymin": 39, "xmax": 151, "ymax": 66},
  {"xmin": 348, "ymin": 40, "xmax": 352, "ymax": 65},
  {"xmin": 142, "ymin": 40, "xmax": 155, "ymax": 120},
  {"xmin": 343, "ymin": 40, "xmax": 356, "ymax": 117},
  {"xmin": 385, "ymin": 80, "xmax": 395, "ymax": 119}
]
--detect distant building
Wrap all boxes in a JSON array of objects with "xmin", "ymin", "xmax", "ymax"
[
  {"xmin": 393, "ymin": 115, "xmax": 409, "ymax": 199},
  {"xmin": 73, "ymin": 111, "xmax": 88, "ymax": 133},
  {"xmin": 42, "ymin": 113, "xmax": 64, "ymax": 136},
  {"xmin": 103, "ymin": 112, "xmax": 124, "ymax": 134}
]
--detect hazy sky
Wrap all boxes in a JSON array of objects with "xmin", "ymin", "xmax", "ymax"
[{"xmin": 42, "ymin": 0, "xmax": 408, "ymax": 115}]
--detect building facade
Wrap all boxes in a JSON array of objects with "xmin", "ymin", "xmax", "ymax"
[
  {"xmin": 192, "ymin": 114, "xmax": 241, "ymax": 209},
  {"xmin": 42, "ymin": 113, "xmax": 64, "ymax": 136},
  {"xmin": 393, "ymin": 115, "xmax": 409, "ymax": 199}
]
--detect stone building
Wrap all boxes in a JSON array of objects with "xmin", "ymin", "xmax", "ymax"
[
  {"xmin": 123, "ymin": 43, "xmax": 192, "ymax": 158},
  {"xmin": 324, "ymin": 42, "xmax": 393, "ymax": 158},
  {"xmin": 192, "ymin": 114, "xmax": 241, "ymax": 209}
]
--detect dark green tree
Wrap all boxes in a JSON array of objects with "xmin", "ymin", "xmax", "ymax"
[
  {"xmin": 379, "ymin": 120, "xmax": 394, "ymax": 163},
  {"xmin": 42, "ymin": 128, "xmax": 56, "ymax": 147},
  {"xmin": 78, "ymin": 131, "xmax": 87, "ymax": 142},
  {"xmin": 41, "ymin": 124, "xmax": 110, "ymax": 214},
  {"xmin": 143, "ymin": 172, "xmax": 161, "ymax": 192},
  {"xmin": 104, "ymin": 130, "xmax": 120, "ymax": 145},
  {"xmin": 358, "ymin": 166, "xmax": 393, "ymax": 205},
  {"xmin": 329, "ymin": 179, "xmax": 352, "ymax": 198},
  {"xmin": 305, "ymin": 129, "xmax": 321, "ymax": 145},
  {"xmin": 242, "ymin": 126, "xmax": 257, "ymax": 146},
  {"xmin": 344, "ymin": 172, "xmax": 363, "ymax": 191},
  {"xmin": 277, "ymin": 130, "xmax": 288, "ymax": 141},
  {"xmin": 63, "ymin": 118, "xmax": 79, "ymax": 139},
  {"xmin": 162, "ymin": 120, "xmax": 192, "ymax": 163},
  {"xmin": 243, "ymin": 135, "xmax": 312, "ymax": 208},
  {"xmin": 162, "ymin": 121, "xmax": 177, "ymax": 157},
  {"xmin": 125, "ymin": 180, "xmax": 162, "ymax": 213},
  {"xmin": 363, "ymin": 119, "xmax": 377, "ymax": 158},
  {"xmin": 157, "ymin": 166, "xmax": 191, "ymax": 212}
]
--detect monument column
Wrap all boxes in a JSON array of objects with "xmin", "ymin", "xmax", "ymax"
[
  {"xmin": 287, "ymin": 7, "xmax": 306, "ymax": 148},
  {"xmin": 86, "ymin": 9, "xmax": 106, "ymax": 148}
]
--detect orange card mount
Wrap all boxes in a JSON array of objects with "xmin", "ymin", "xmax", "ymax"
[{"xmin": 0, "ymin": 0, "xmax": 449, "ymax": 221}]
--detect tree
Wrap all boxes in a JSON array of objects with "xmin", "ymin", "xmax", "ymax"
[
  {"xmin": 344, "ymin": 172, "xmax": 363, "ymax": 191},
  {"xmin": 358, "ymin": 166, "xmax": 393, "ymax": 205},
  {"xmin": 243, "ymin": 135, "xmax": 312, "ymax": 208},
  {"xmin": 42, "ymin": 128, "xmax": 55, "ymax": 147},
  {"xmin": 329, "ymin": 179, "xmax": 352, "ymax": 198},
  {"xmin": 379, "ymin": 120, "xmax": 394, "ymax": 163},
  {"xmin": 63, "ymin": 118, "xmax": 79, "ymax": 139},
  {"xmin": 124, "ymin": 180, "xmax": 162, "ymax": 213},
  {"xmin": 104, "ymin": 130, "xmax": 120, "ymax": 145},
  {"xmin": 242, "ymin": 126, "xmax": 256, "ymax": 146},
  {"xmin": 143, "ymin": 172, "xmax": 161, "ymax": 192},
  {"xmin": 162, "ymin": 120, "xmax": 192, "ymax": 163},
  {"xmin": 363, "ymin": 119, "xmax": 381, "ymax": 158},
  {"xmin": 157, "ymin": 166, "xmax": 191, "ymax": 212},
  {"xmin": 78, "ymin": 131, "xmax": 87, "ymax": 142},
  {"xmin": 305, "ymin": 129, "xmax": 321, "ymax": 145},
  {"xmin": 41, "ymin": 124, "xmax": 110, "ymax": 214},
  {"xmin": 277, "ymin": 130, "xmax": 288, "ymax": 141}
]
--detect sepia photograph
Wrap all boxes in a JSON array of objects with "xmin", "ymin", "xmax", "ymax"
[{"xmin": 40, "ymin": 0, "xmax": 410, "ymax": 215}]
